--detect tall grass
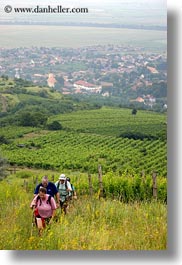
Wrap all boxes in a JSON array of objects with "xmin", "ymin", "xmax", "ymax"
[{"xmin": 0, "ymin": 176, "xmax": 167, "ymax": 250}]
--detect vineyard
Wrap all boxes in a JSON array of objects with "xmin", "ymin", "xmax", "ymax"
[
  {"xmin": 0, "ymin": 107, "xmax": 167, "ymax": 177},
  {"xmin": 0, "ymin": 107, "xmax": 167, "ymax": 249}
]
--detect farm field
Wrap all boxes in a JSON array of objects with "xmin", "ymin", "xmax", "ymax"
[
  {"xmin": 0, "ymin": 25, "xmax": 166, "ymax": 52},
  {"xmin": 0, "ymin": 107, "xmax": 167, "ymax": 250},
  {"xmin": 0, "ymin": 107, "xmax": 167, "ymax": 177}
]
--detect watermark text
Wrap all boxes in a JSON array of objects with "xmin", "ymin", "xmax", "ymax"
[{"xmin": 4, "ymin": 5, "xmax": 89, "ymax": 14}]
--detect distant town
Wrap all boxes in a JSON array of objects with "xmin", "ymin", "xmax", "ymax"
[{"xmin": 0, "ymin": 44, "xmax": 167, "ymax": 109}]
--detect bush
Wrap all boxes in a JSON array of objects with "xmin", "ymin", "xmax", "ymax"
[
  {"xmin": 17, "ymin": 111, "xmax": 48, "ymax": 127},
  {"xmin": 0, "ymin": 135, "xmax": 9, "ymax": 144},
  {"xmin": 119, "ymin": 132, "xmax": 158, "ymax": 140},
  {"xmin": 47, "ymin": 121, "xmax": 62, "ymax": 130},
  {"xmin": 132, "ymin": 108, "xmax": 137, "ymax": 115}
]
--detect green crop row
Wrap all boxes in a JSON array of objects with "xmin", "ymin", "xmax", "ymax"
[
  {"xmin": 52, "ymin": 107, "xmax": 167, "ymax": 138},
  {"xmin": 1, "ymin": 130, "xmax": 167, "ymax": 176},
  {"xmin": 0, "ymin": 107, "xmax": 167, "ymax": 178},
  {"xmin": 14, "ymin": 169, "xmax": 167, "ymax": 203}
]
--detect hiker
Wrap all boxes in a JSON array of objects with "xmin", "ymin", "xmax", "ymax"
[
  {"xmin": 34, "ymin": 176, "xmax": 60, "ymax": 207},
  {"xmin": 55, "ymin": 174, "xmax": 72, "ymax": 214},
  {"xmin": 66, "ymin": 177, "xmax": 77, "ymax": 200},
  {"xmin": 30, "ymin": 186, "xmax": 57, "ymax": 235}
]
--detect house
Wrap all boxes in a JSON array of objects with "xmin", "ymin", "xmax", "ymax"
[
  {"xmin": 130, "ymin": 97, "xmax": 144, "ymax": 103},
  {"xmin": 73, "ymin": 80, "xmax": 101, "ymax": 93},
  {"xmin": 147, "ymin": 66, "xmax": 159, "ymax": 74},
  {"xmin": 102, "ymin": 92, "xmax": 110, "ymax": 97},
  {"xmin": 144, "ymin": 95, "xmax": 156, "ymax": 106},
  {"xmin": 47, "ymin": 73, "xmax": 56, "ymax": 88}
]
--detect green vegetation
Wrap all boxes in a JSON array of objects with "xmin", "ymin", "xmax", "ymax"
[
  {"xmin": 0, "ymin": 173, "xmax": 167, "ymax": 250},
  {"xmin": 0, "ymin": 76, "xmax": 167, "ymax": 250},
  {"xmin": 0, "ymin": 77, "xmax": 167, "ymax": 177},
  {"xmin": 0, "ymin": 154, "xmax": 8, "ymax": 180},
  {"xmin": 0, "ymin": 106, "xmax": 167, "ymax": 177},
  {"xmin": 0, "ymin": 77, "xmax": 101, "ymax": 127}
]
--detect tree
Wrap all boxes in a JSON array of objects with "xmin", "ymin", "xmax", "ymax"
[
  {"xmin": 56, "ymin": 76, "xmax": 64, "ymax": 86},
  {"xmin": 152, "ymin": 81, "xmax": 167, "ymax": 98},
  {"xmin": 132, "ymin": 108, "xmax": 137, "ymax": 115},
  {"xmin": 18, "ymin": 111, "xmax": 48, "ymax": 127},
  {"xmin": 47, "ymin": 121, "xmax": 62, "ymax": 130},
  {"xmin": 0, "ymin": 135, "xmax": 9, "ymax": 144}
]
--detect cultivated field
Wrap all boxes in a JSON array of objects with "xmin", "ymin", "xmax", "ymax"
[
  {"xmin": 0, "ymin": 107, "xmax": 167, "ymax": 177},
  {"xmin": 0, "ymin": 106, "xmax": 167, "ymax": 250},
  {"xmin": 0, "ymin": 25, "xmax": 166, "ymax": 52}
]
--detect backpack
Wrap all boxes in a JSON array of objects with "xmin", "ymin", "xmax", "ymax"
[
  {"xmin": 56, "ymin": 179, "xmax": 68, "ymax": 190},
  {"xmin": 70, "ymin": 184, "xmax": 74, "ymax": 196},
  {"xmin": 35, "ymin": 194, "xmax": 52, "ymax": 206}
]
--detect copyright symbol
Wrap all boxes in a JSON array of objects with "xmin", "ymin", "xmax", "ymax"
[{"xmin": 4, "ymin": 5, "xmax": 12, "ymax": 13}]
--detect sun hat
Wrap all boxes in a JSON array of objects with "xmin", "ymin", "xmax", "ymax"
[{"xmin": 59, "ymin": 174, "xmax": 66, "ymax": 180}]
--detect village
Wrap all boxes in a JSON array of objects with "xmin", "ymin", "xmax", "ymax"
[{"xmin": 0, "ymin": 45, "xmax": 167, "ymax": 108}]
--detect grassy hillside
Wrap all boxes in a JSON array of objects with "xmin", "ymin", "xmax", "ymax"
[
  {"xmin": 0, "ymin": 78, "xmax": 62, "ymax": 112},
  {"xmin": 0, "ymin": 173, "xmax": 167, "ymax": 250},
  {"xmin": 0, "ymin": 77, "xmax": 101, "ymax": 125},
  {"xmin": 0, "ymin": 78, "xmax": 167, "ymax": 250}
]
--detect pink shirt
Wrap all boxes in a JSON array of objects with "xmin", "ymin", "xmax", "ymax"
[{"xmin": 30, "ymin": 194, "xmax": 57, "ymax": 218}]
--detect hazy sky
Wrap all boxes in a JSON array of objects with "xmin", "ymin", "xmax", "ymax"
[
  {"xmin": 0, "ymin": 0, "xmax": 166, "ymax": 26},
  {"xmin": 0, "ymin": 0, "xmax": 166, "ymax": 8}
]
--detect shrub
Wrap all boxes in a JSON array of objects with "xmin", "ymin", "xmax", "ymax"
[
  {"xmin": 47, "ymin": 121, "xmax": 62, "ymax": 130},
  {"xmin": 0, "ymin": 135, "xmax": 9, "ymax": 144}
]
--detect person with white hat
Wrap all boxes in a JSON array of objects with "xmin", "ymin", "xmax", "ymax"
[{"xmin": 55, "ymin": 174, "xmax": 72, "ymax": 214}]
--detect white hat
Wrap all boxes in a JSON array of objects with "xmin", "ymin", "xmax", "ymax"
[{"xmin": 59, "ymin": 174, "xmax": 66, "ymax": 180}]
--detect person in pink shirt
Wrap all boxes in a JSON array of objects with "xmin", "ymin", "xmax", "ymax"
[{"xmin": 30, "ymin": 186, "xmax": 57, "ymax": 234}]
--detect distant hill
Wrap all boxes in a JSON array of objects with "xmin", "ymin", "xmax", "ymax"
[
  {"xmin": 0, "ymin": 75, "xmax": 167, "ymax": 129},
  {"xmin": 0, "ymin": 77, "xmax": 102, "ymax": 127},
  {"xmin": 0, "ymin": 21, "xmax": 167, "ymax": 31}
]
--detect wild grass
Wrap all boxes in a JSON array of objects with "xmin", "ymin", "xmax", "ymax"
[{"xmin": 0, "ymin": 177, "xmax": 167, "ymax": 250}]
